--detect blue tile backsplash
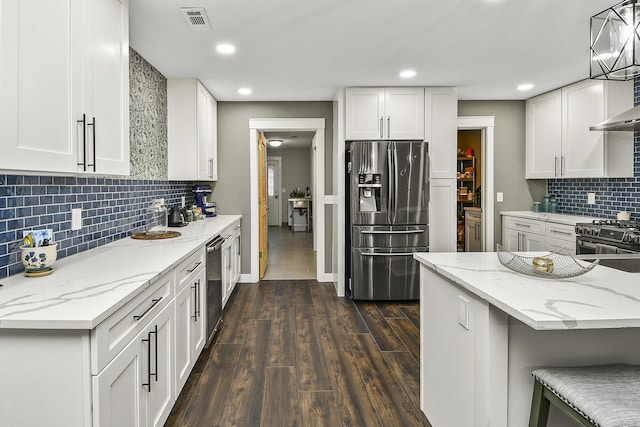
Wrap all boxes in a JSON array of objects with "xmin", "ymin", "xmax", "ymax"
[
  {"xmin": 547, "ymin": 77, "xmax": 640, "ymax": 219},
  {"xmin": 0, "ymin": 175, "xmax": 194, "ymax": 278}
]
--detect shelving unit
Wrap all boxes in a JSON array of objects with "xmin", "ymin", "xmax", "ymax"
[{"xmin": 456, "ymin": 155, "xmax": 476, "ymax": 251}]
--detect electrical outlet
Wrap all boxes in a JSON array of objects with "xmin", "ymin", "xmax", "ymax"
[
  {"xmin": 496, "ymin": 192, "xmax": 504, "ymax": 202},
  {"xmin": 71, "ymin": 208, "xmax": 82, "ymax": 231},
  {"xmin": 588, "ymin": 193, "xmax": 596, "ymax": 205},
  {"xmin": 181, "ymin": 196, "xmax": 186, "ymax": 207}
]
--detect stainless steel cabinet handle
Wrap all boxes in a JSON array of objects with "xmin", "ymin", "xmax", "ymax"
[
  {"xmin": 514, "ymin": 223, "xmax": 531, "ymax": 228},
  {"xmin": 208, "ymin": 158, "xmax": 214, "ymax": 178},
  {"xmin": 561, "ymin": 156, "xmax": 566, "ymax": 176},
  {"xmin": 133, "ymin": 297, "xmax": 163, "ymax": 321},
  {"xmin": 380, "ymin": 116, "xmax": 383, "ymax": 138},
  {"xmin": 554, "ymin": 156, "xmax": 559, "ymax": 177},
  {"xmin": 187, "ymin": 261, "xmax": 202, "ymax": 273},
  {"xmin": 550, "ymin": 229, "xmax": 572, "ymax": 236},
  {"xmin": 360, "ymin": 230, "xmax": 424, "ymax": 235}
]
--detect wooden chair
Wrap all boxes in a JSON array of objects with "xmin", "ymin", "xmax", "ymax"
[{"xmin": 529, "ymin": 365, "xmax": 640, "ymax": 427}]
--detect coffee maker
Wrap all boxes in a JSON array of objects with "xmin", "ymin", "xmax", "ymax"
[{"xmin": 192, "ymin": 184, "xmax": 217, "ymax": 217}]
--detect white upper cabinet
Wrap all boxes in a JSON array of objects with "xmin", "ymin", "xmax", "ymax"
[
  {"xmin": 526, "ymin": 79, "xmax": 633, "ymax": 179},
  {"xmin": 425, "ymin": 87, "xmax": 458, "ymax": 179},
  {"xmin": 345, "ymin": 87, "xmax": 425, "ymax": 140},
  {"xmin": 167, "ymin": 79, "xmax": 218, "ymax": 181},
  {"xmin": 0, "ymin": 0, "xmax": 130, "ymax": 175}
]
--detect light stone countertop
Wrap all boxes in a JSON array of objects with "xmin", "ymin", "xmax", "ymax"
[
  {"xmin": 0, "ymin": 215, "xmax": 241, "ymax": 330},
  {"xmin": 500, "ymin": 211, "xmax": 606, "ymax": 225},
  {"xmin": 414, "ymin": 251, "xmax": 640, "ymax": 330}
]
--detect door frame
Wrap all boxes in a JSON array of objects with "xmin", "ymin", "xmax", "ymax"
[
  {"xmin": 248, "ymin": 118, "xmax": 326, "ymax": 283},
  {"xmin": 266, "ymin": 156, "xmax": 282, "ymax": 226},
  {"xmin": 457, "ymin": 116, "xmax": 495, "ymax": 251}
]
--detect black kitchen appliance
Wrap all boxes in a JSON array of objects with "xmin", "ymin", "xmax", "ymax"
[{"xmin": 205, "ymin": 235, "xmax": 224, "ymax": 347}]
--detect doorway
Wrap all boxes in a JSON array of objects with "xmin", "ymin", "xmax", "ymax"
[
  {"xmin": 248, "ymin": 118, "xmax": 327, "ymax": 283},
  {"xmin": 457, "ymin": 116, "xmax": 495, "ymax": 252}
]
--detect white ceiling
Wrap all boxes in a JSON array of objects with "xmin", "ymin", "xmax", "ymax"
[{"xmin": 129, "ymin": 0, "xmax": 617, "ymax": 102}]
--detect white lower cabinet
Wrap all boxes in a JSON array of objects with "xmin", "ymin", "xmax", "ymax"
[
  {"xmin": 93, "ymin": 302, "xmax": 174, "ymax": 427},
  {"xmin": 222, "ymin": 220, "xmax": 242, "ymax": 309},
  {"xmin": 174, "ymin": 265, "xmax": 206, "ymax": 395},
  {"xmin": 501, "ymin": 214, "xmax": 578, "ymax": 254}
]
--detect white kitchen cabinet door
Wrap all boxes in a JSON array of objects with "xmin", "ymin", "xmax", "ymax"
[
  {"xmin": 522, "ymin": 232, "xmax": 545, "ymax": 251},
  {"xmin": 502, "ymin": 228, "xmax": 521, "ymax": 252},
  {"xmin": 83, "ymin": 0, "xmax": 130, "ymax": 175},
  {"xmin": 525, "ymin": 89, "xmax": 562, "ymax": 179},
  {"xmin": 231, "ymin": 226, "xmax": 241, "ymax": 285},
  {"xmin": 175, "ymin": 268, "xmax": 206, "ymax": 395},
  {"xmin": 345, "ymin": 88, "xmax": 385, "ymax": 140},
  {"xmin": 546, "ymin": 236, "xmax": 576, "ymax": 255},
  {"xmin": 429, "ymin": 178, "xmax": 457, "ymax": 252},
  {"xmin": 93, "ymin": 328, "xmax": 145, "ymax": 427},
  {"xmin": 168, "ymin": 79, "xmax": 218, "ymax": 180},
  {"xmin": 385, "ymin": 87, "xmax": 425, "ymax": 140},
  {"xmin": 562, "ymin": 80, "xmax": 605, "ymax": 178},
  {"xmin": 425, "ymin": 87, "xmax": 458, "ymax": 179},
  {"xmin": 0, "ymin": 0, "xmax": 82, "ymax": 173},
  {"xmin": 0, "ymin": 0, "xmax": 129, "ymax": 175},
  {"xmin": 144, "ymin": 303, "xmax": 174, "ymax": 427}
]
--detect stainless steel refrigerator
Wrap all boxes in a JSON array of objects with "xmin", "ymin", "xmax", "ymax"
[{"xmin": 347, "ymin": 140, "xmax": 429, "ymax": 300}]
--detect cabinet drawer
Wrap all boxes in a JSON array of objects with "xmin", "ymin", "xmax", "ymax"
[
  {"xmin": 91, "ymin": 273, "xmax": 174, "ymax": 375},
  {"xmin": 545, "ymin": 222, "xmax": 576, "ymax": 242},
  {"xmin": 503, "ymin": 216, "xmax": 545, "ymax": 235},
  {"xmin": 175, "ymin": 248, "xmax": 205, "ymax": 293}
]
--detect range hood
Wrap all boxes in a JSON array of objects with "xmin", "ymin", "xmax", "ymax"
[{"xmin": 590, "ymin": 105, "xmax": 640, "ymax": 131}]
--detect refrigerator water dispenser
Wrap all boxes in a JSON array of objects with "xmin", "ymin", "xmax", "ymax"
[{"xmin": 358, "ymin": 173, "xmax": 381, "ymax": 212}]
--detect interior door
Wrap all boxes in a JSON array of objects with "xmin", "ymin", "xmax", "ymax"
[
  {"xmin": 267, "ymin": 157, "xmax": 281, "ymax": 226},
  {"xmin": 258, "ymin": 132, "xmax": 268, "ymax": 278}
]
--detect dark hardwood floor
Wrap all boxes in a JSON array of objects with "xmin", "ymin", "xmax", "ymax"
[{"xmin": 165, "ymin": 280, "xmax": 432, "ymax": 427}]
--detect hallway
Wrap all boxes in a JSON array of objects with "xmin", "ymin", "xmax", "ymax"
[
  {"xmin": 262, "ymin": 225, "xmax": 316, "ymax": 280},
  {"xmin": 165, "ymin": 280, "xmax": 430, "ymax": 427}
]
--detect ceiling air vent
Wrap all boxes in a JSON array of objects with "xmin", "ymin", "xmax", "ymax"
[{"xmin": 180, "ymin": 7, "xmax": 212, "ymax": 31}]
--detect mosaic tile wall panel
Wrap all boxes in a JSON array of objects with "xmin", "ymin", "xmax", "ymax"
[
  {"xmin": 547, "ymin": 77, "xmax": 640, "ymax": 219},
  {"xmin": 129, "ymin": 47, "xmax": 168, "ymax": 180},
  {"xmin": 0, "ymin": 176, "xmax": 195, "ymax": 278}
]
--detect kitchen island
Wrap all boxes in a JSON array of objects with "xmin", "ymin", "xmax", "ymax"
[
  {"xmin": 414, "ymin": 252, "xmax": 640, "ymax": 427},
  {"xmin": 0, "ymin": 215, "xmax": 241, "ymax": 427}
]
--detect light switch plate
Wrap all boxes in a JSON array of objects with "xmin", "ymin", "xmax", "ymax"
[
  {"xmin": 496, "ymin": 192, "xmax": 504, "ymax": 202},
  {"xmin": 588, "ymin": 193, "xmax": 596, "ymax": 205},
  {"xmin": 71, "ymin": 208, "xmax": 82, "ymax": 231}
]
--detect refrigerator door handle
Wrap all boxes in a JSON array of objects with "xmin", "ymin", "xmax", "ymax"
[
  {"xmin": 361, "ymin": 252, "xmax": 416, "ymax": 257},
  {"xmin": 386, "ymin": 143, "xmax": 394, "ymax": 223},
  {"xmin": 360, "ymin": 230, "xmax": 424, "ymax": 235},
  {"xmin": 392, "ymin": 142, "xmax": 399, "ymax": 223}
]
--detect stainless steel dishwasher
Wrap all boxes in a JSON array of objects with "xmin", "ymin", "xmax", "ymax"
[{"xmin": 205, "ymin": 235, "xmax": 225, "ymax": 347}]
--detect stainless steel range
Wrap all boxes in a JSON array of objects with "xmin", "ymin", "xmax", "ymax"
[{"xmin": 575, "ymin": 220, "xmax": 640, "ymax": 255}]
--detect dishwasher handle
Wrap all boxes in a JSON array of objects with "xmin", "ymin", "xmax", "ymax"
[{"xmin": 206, "ymin": 235, "xmax": 226, "ymax": 252}]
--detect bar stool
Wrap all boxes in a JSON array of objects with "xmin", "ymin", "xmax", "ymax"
[{"xmin": 529, "ymin": 364, "xmax": 640, "ymax": 427}]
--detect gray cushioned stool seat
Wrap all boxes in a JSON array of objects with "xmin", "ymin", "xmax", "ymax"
[{"xmin": 531, "ymin": 365, "xmax": 640, "ymax": 427}]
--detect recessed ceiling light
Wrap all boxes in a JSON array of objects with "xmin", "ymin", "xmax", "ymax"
[
  {"xmin": 269, "ymin": 140, "xmax": 282, "ymax": 147},
  {"xmin": 216, "ymin": 43, "xmax": 236, "ymax": 54},
  {"xmin": 518, "ymin": 83, "xmax": 534, "ymax": 91},
  {"xmin": 238, "ymin": 87, "xmax": 252, "ymax": 95},
  {"xmin": 399, "ymin": 70, "xmax": 417, "ymax": 79}
]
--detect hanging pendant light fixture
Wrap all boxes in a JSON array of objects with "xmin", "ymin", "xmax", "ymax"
[{"xmin": 591, "ymin": 0, "xmax": 640, "ymax": 80}]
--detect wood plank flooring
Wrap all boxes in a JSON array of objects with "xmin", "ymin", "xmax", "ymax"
[{"xmin": 165, "ymin": 280, "xmax": 432, "ymax": 427}]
